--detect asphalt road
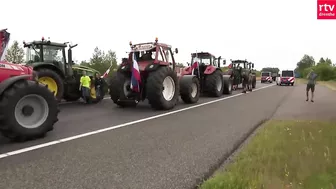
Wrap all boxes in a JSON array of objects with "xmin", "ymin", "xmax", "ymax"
[{"xmin": 0, "ymin": 81, "xmax": 295, "ymax": 189}]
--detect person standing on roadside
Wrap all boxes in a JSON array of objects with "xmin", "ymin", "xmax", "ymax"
[
  {"xmin": 94, "ymin": 73, "xmax": 104, "ymax": 100},
  {"xmin": 80, "ymin": 71, "xmax": 91, "ymax": 103},
  {"xmin": 306, "ymin": 69, "xmax": 318, "ymax": 102}
]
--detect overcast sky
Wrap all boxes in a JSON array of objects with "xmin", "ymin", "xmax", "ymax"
[{"xmin": 1, "ymin": 0, "xmax": 335, "ymax": 71}]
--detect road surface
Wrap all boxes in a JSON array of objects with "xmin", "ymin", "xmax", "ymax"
[{"xmin": 0, "ymin": 82, "xmax": 305, "ymax": 189}]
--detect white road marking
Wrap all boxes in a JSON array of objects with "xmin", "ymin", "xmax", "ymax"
[{"xmin": 0, "ymin": 84, "xmax": 275, "ymax": 159}]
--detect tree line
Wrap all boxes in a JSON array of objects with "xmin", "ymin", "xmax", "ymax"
[
  {"xmin": 5, "ymin": 40, "xmax": 336, "ymax": 81},
  {"xmin": 295, "ymin": 55, "xmax": 335, "ymax": 81}
]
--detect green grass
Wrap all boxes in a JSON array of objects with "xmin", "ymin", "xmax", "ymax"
[
  {"xmin": 295, "ymin": 78, "xmax": 336, "ymax": 90},
  {"xmin": 200, "ymin": 120, "xmax": 336, "ymax": 189}
]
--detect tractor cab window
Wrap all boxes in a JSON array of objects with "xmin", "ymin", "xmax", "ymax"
[
  {"xmin": 26, "ymin": 44, "xmax": 42, "ymax": 63},
  {"xmin": 213, "ymin": 57, "xmax": 218, "ymax": 67},
  {"xmin": 192, "ymin": 57, "xmax": 211, "ymax": 66},
  {"xmin": 43, "ymin": 45, "xmax": 64, "ymax": 63}
]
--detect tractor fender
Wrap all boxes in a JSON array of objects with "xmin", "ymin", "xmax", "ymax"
[
  {"xmin": 204, "ymin": 66, "xmax": 220, "ymax": 75},
  {"xmin": 34, "ymin": 64, "xmax": 65, "ymax": 79},
  {"xmin": 144, "ymin": 63, "xmax": 161, "ymax": 72},
  {"xmin": 117, "ymin": 63, "xmax": 131, "ymax": 73},
  {"xmin": 179, "ymin": 74, "xmax": 197, "ymax": 83},
  {"xmin": 0, "ymin": 75, "xmax": 31, "ymax": 95}
]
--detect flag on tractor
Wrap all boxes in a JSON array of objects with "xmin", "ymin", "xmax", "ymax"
[
  {"xmin": 228, "ymin": 63, "xmax": 232, "ymax": 69},
  {"xmin": 191, "ymin": 61, "xmax": 199, "ymax": 76},
  {"xmin": 130, "ymin": 52, "xmax": 141, "ymax": 92},
  {"xmin": 101, "ymin": 65, "xmax": 112, "ymax": 78}
]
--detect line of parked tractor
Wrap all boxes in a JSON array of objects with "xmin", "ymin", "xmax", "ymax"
[{"xmin": 1, "ymin": 29, "xmax": 265, "ymax": 142}]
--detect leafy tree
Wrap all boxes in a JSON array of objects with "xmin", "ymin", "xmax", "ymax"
[
  {"xmin": 80, "ymin": 47, "xmax": 118, "ymax": 76},
  {"xmin": 295, "ymin": 54, "xmax": 315, "ymax": 76},
  {"xmin": 5, "ymin": 40, "xmax": 25, "ymax": 63}
]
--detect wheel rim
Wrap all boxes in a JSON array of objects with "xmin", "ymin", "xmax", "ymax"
[
  {"xmin": 14, "ymin": 94, "xmax": 49, "ymax": 129},
  {"xmin": 123, "ymin": 79, "xmax": 132, "ymax": 97},
  {"xmin": 216, "ymin": 76, "xmax": 223, "ymax": 92},
  {"xmin": 38, "ymin": 77, "xmax": 58, "ymax": 96},
  {"xmin": 162, "ymin": 76, "xmax": 175, "ymax": 101},
  {"xmin": 190, "ymin": 82, "xmax": 197, "ymax": 98}
]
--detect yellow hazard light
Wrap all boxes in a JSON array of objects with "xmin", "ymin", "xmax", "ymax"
[{"xmin": 155, "ymin": 37, "xmax": 158, "ymax": 42}]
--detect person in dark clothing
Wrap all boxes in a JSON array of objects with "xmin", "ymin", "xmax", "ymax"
[{"xmin": 94, "ymin": 73, "xmax": 105, "ymax": 99}]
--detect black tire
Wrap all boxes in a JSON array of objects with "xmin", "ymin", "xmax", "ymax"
[
  {"xmin": 205, "ymin": 70, "xmax": 224, "ymax": 97},
  {"xmin": 109, "ymin": 72, "xmax": 136, "ymax": 107},
  {"xmin": 37, "ymin": 68, "xmax": 64, "ymax": 102},
  {"xmin": 180, "ymin": 77, "xmax": 200, "ymax": 104},
  {"xmin": 88, "ymin": 87, "xmax": 104, "ymax": 104},
  {"xmin": 0, "ymin": 80, "xmax": 59, "ymax": 142},
  {"xmin": 63, "ymin": 93, "xmax": 81, "ymax": 102},
  {"xmin": 146, "ymin": 66, "xmax": 179, "ymax": 110},
  {"xmin": 223, "ymin": 77, "xmax": 232, "ymax": 94}
]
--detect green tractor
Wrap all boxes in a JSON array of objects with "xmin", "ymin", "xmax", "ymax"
[
  {"xmin": 23, "ymin": 37, "xmax": 103, "ymax": 103},
  {"xmin": 226, "ymin": 59, "xmax": 256, "ymax": 92}
]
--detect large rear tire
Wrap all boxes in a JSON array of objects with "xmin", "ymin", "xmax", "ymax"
[
  {"xmin": 146, "ymin": 66, "xmax": 179, "ymax": 110},
  {"xmin": 0, "ymin": 80, "xmax": 59, "ymax": 142},
  {"xmin": 37, "ymin": 69, "xmax": 64, "ymax": 102},
  {"xmin": 205, "ymin": 70, "xmax": 223, "ymax": 97},
  {"xmin": 63, "ymin": 93, "xmax": 81, "ymax": 102}
]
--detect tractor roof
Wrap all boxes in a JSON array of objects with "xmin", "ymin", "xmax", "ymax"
[
  {"xmin": 72, "ymin": 65, "xmax": 100, "ymax": 73},
  {"xmin": 191, "ymin": 52, "xmax": 215, "ymax": 58},
  {"xmin": 24, "ymin": 40, "xmax": 67, "ymax": 48},
  {"xmin": 231, "ymin": 59, "xmax": 248, "ymax": 64},
  {"xmin": 130, "ymin": 42, "xmax": 171, "ymax": 52}
]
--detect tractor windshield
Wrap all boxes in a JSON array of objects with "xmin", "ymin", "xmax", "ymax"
[
  {"xmin": 26, "ymin": 44, "xmax": 64, "ymax": 63},
  {"xmin": 191, "ymin": 57, "xmax": 211, "ymax": 66},
  {"xmin": 261, "ymin": 72, "xmax": 270, "ymax": 76}
]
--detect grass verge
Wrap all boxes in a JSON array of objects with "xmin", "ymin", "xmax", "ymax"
[
  {"xmin": 200, "ymin": 120, "xmax": 336, "ymax": 189},
  {"xmin": 295, "ymin": 78, "xmax": 336, "ymax": 90}
]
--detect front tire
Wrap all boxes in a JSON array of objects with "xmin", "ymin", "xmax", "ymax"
[
  {"xmin": 205, "ymin": 70, "xmax": 224, "ymax": 97},
  {"xmin": 37, "ymin": 69, "xmax": 64, "ymax": 102},
  {"xmin": 180, "ymin": 77, "xmax": 200, "ymax": 104},
  {"xmin": 0, "ymin": 80, "xmax": 59, "ymax": 142},
  {"xmin": 146, "ymin": 66, "xmax": 179, "ymax": 110},
  {"xmin": 109, "ymin": 72, "xmax": 137, "ymax": 107}
]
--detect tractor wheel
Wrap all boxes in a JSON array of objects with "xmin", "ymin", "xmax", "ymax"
[
  {"xmin": 146, "ymin": 66, "xmax": 179, "ymax": 110},
  {"xmin": 63, "ymin": 93, "xmax": 81, "ymax": 102},
  {"xmin": 205, "ymin": 70, "xmax": 224, "ymax": 97},
  {"xmin": 180, "ymin": 76, "xmax": 200, "ymax": 104},
  {"xmin": 109, "ymin": 72, "xmax": 137, "ymax": 107},
  {"xmin": 223, "ymin": 77, "xmax": 232, "ymax": 95},
  {"xmin": 37, "ymin": 68, "xmax": 64, "ymax": 102},
  {"xmin": 252, "ymin": 76, "xmax": 256, "ymax": 89},
  {"xmin": 0, "ymin": 80, "xmax": 59, "ymax": 142}
]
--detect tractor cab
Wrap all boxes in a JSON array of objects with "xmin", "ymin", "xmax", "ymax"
[
  {"xmin": 23, "ymin": 37, "xmax": 77, "ymax": 79},
  {"xmin": 189, "ymin": 52, "xmax": 224, "ymax": 76},
  {"xmin": 122, "ymin": 38, "xmax": 179, "ymax": 73}
]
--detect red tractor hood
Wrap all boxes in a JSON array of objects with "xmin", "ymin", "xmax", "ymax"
[{"xmin": 0, "ymin": 29, "xmax": 10, "ymax": 61}]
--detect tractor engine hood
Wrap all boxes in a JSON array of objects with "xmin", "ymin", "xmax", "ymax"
[{"xmin": 0, "ymin": 29, "xmax": 10, "ymax": 62}]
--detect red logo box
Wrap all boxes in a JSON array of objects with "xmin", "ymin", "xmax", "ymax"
[{"xmin": 318, "ymin": 0, "xmax": 336, "ymax": 19}]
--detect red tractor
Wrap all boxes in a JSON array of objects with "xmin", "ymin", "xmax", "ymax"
[
  {"xmin": 181, "ymin": 52, "xmax": 232, "ymax": 97},
  {"xmin": 109, "ymin": 38, "xmax": 200, "ymax": 110},
  {"xmin": 0, "ymin": 29, "xmax": 59, "ymax": 141}
]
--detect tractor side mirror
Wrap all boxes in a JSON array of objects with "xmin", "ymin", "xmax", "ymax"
[
  {"xmin": 175, "ymin": 48, "xmax": 178, "ymax": 54},
  {"xmin": 187, "ymin": 62, "xmax": 190, "ymax": 66},
  {"xmin": 252, "ymin": 63, "xmax": 254, "ymax": 68},
  {"xmin": 223, "ymin": 59, "xmax": 226, "ymax": 65}
]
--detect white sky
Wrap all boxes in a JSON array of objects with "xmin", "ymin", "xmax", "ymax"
[{"xmin": 1, "ymin": 0, "xmax": 335, "ymax": 71}]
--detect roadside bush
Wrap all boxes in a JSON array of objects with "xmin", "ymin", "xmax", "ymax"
[{"xmin": 302, "ymin": 64, "xmax": 336, "ymax": 81}]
